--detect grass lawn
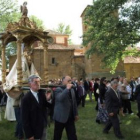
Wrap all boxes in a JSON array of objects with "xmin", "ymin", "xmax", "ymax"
[{"xmin": 0, "ymin": 97, "xmax": 140, "ymax": 140}]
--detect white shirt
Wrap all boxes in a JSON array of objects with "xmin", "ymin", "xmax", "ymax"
[
  {"xmin": 30, "ymin": 89, "xmax": 39, "ymax": 103},
  {"xmin": 126, "ymin": 85, "xmax": 132, "ymax": 99}
]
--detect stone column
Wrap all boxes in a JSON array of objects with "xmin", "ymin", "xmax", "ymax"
[
  {"xmin": 43, "ymin": 42, "xmax": 49, "ymax": 84},
  {"xmin": 1, "ymin": 44, "xmax": 6, "ymax": 83},
  {"xmin": 16, "ymin": 38, "xmax": 22, "ymax": 86}
]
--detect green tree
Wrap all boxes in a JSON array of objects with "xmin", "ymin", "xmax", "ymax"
[
  {"xmin": 83, "ymin": 0, "xmax": 140, "ymax": 73},
  {"xmin": 55, "ymin": 23, "xmax": 73, "ymax": 45},
  {"xmin": 0, "ymin": 0, "xmax": 20, "ymax": 68},
  {"xmin": 0, "ymin": 0, "xmax": 20, "ymax": 32},
  {"xmin": 29, "ymin": 15, "xmax": 45, "ymax": 30}
]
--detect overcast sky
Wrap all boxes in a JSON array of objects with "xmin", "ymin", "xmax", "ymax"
[{"xmin": 18, "ymin": 0, "xmax": 93, "ymax": 44}]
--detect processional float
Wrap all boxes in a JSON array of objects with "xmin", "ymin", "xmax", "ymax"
[{"xmin": 0, "ymin": 2, "xmax": 54, "ymax": 98}]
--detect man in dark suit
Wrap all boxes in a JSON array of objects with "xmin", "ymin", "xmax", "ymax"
[
  {"xmin": 21, "ymin": 75, "xmax": 52, "ymax": 140},
  {"xmin": 71, "ymin": 77, "xmax": 80, "ymax": 106},
  {"xmin": 53, "ymin": 76, "xmax": 78, "ymax": 140},
  {"xmin": 77, "ymin": 80, "xmax": 86, "ymax": 107},
  {"xmin": 84, "ymin": 78, "xmax": 90, "ymax": 93},
  {"xmin": 103, "ymin": 80, "xmax": 124, "ymax": 139},
  {"xmin": 135, "ymin": 84, "xmax": 140, "ymax": 118},
  {"xmin": 84, "ymin": 78, "xmax": 91, "ymax": 101}
]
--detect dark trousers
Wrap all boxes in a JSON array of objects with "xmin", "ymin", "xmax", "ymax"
[
  {"xmin": 95, "ymin": 94, "xmax": 99, "ymax": 111},
  {"xmin": 54, "ymin": 118, "xmax": 77, "ymax": 140},
  {"xmin": 122, "ymin": 99, "xmax": 132, "ymax": 114},
  {"xmin": 14, "ymin": 107, "xmax": 24, "ymax": 139},
  {"xmin": 131, "ymin": 92, "xmax": 135, "ymax": 101},
  {"xmin": 137, "ymin": 101, "xmax": 140, "ymax": 114},
  {"xmin": 80, "ymin": 95, "xmax": 85, "ymax": 107},
  {"xmin": 104, "ymin": 115, "xmax": 122, "ymax": 137}
]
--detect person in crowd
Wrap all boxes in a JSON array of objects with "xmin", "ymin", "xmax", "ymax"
[
  {"xmin": 13, "ymin": 91, "xmax": 25, "ymax": 140},
  {"xmin": 138, "ymin": 75, "xmax": 140, "ymax": 84},
  {"xmin": 89, "ymin": 78, "xmax": 94, "ymax": 101},
  {"xmin": 84, "ymin": 78, "xmax": 91, "ymax": 101},
  {"xmin": 96, "ymin": 77, "xmax": 108, "ymax": 124},
  {"xmin": 135, "ymin": 77, "xmax": 139, "ymax": 86},
  {"xmin": 119, "ymin": 84, "xmax": 128, "ymax": 117},
  {"xmin": 103, "ymin": 80, "xmax": 124, "ymax": 139},
  {"xmin": 4, "ymin": 93, "xmax": 16, "ymax": 121},
  {"xmin": 0, "ymin": 81, "xmax": 7, "ymax": 121},
  {"xmin": 53, "ymin": 76, "xmax": 78, "ymax": 140},
  {"xmin": 0, "ymin": 81, "xmax": 3, "ymax": 103},
  {"xmin": 118, "ymin": 77, "xmax": 124, "ymax": 93},
  {"xmin": 93, "ymin": 78, "xmax": 100, "ymax": 111},
  {"xmin": 123, "ymin": 78, "xmax": 133, "ymax": 115},
  {"xmin": 72, "ymin": 77, "xmax": 80, "ymax": 105},
  {"xmin": 21, "ymin": 75, "xmax": 52, "ymax": 140},
  {"xmin": 106, "ymin": 80, "xmax": 111, "ymax": 87},
  {"xmin": 135, "ymin": 84, "xmax": 140, "ymax": 118},
  {"xmin": 0, "ymin": 81, "xmax": 7, "ymax": 106},
  {"xmin": 130, "ymin": 77, "xmax": 136, "ymax": 101},
  {"xmin": 99, "ymin": 77, "xmax": 108, "ymax": 106},
  {"xmin": 77, "ymin": 80, "xmax": 86, "ymax": 107}
]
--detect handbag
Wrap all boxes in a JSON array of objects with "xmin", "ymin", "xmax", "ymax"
[{"xmin": 96, "ymin": 89, "xmax": 99, "ymax": 94}]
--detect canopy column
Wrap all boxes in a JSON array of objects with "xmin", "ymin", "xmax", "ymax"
[
  {"xmin": 43, "ymin": 42, "xmax": 49, "ymax": 84},
  {"xmin": 1, "ymin": 44, "xmax": 6, "ymax": 83},
  {"xmin": 16, "ymin": 38, "xmax": 23, "ymax": 86}
]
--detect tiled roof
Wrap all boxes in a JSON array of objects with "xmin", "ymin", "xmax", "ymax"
[
  {"xmin": 68, "ymin": 45, "xmax": 84, "ymax": 49},
  {"xmin": 45, "ymin": 29, "xmax": 68, "ymax": 36},
  {"xmin": 34, "ymin": 44, "xmax": 74, "ymax": 50},
  {"xmin": 124, "ymin": 56, "xmax": 140, "ymax": 63}
]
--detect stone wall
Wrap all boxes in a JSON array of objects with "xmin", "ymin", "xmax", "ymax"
[
  {"xmin": 85, "ymin": 54, "xmax": 125, "ymax": 79},
  {"xmin": 124, "ymin": 63, "xmax": 140, "ymax": 79},
  {"xmin": 72, "ymin": 55, "xmax": 85, "ymax": 79},
  {"xmin": 9, "ymin": 49, "xmax": 86, "ymax": 80}
]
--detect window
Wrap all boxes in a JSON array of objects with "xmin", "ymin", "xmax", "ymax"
[
  {"xmin": 52, "ymin": 58, "xmax": 55, "ymax": 64},
  {"xmin": 56, "ymin": 37, "xmax": 64, "ymax": 43}
]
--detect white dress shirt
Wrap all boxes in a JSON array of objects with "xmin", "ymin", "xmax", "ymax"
[{"xmin": 30, "ymin": 89, "xmax": 39, "ymax": 103}]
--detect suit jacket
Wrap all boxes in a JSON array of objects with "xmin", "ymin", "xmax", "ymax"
[
  {"xmin": 99, "ymin": 83, "xmax": 107, "ymax": 104},
  {"xmin": 53, "ymin": 87, "xmax": 78, "ymax": 123},
  {"xmin": 77, "ymin": 85, "xmax": 85, "ymax": 97},
  {"xmin": 105, "ymin": 88, "xmax": 121, "ymax": 115},
  {"xmin": 130, "ymin": 80, "xmax": 136, "ymax": 93},
  {"xmin": 94, "ymin": 82, "xmax": 99, "ymax": 94},
  {"xmin": 84, "ymin": 80, "xmax": 90, "ymax": 91},
  {"xmin": 21, "ymin": 89, "xmax": 51, "ymax": 139},
  {"xmin": 72, "ymin": 81, "xmax": 80, "ymax": 103}
]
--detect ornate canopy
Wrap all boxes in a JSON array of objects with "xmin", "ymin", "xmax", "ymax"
[{"xmin": 0, "ymin": 2, "xmax": 53, "ymax": 86}]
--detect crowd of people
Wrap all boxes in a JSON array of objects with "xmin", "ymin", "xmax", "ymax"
[{"xmin": 0, "ymin": 75, "xmax": 140, "ymax": 140}]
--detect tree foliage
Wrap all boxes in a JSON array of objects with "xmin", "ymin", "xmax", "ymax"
[
  {"xmin": 0, "ymin": 0, "xmax": 20, "ymax": 32},
  {"xmin": 0, "ymin": 0, "xmax": 20, "ymax": 68},
  {"xmin": 55, "ymin": 23, "xmax": 73, "ymax": 45},
  {"xmin": 83, "ymin": 0, "xmax": 140, "ymax": 73},
  {"xmin": 29, "ymin": 15, "xmax": 45, "ymax": 30}
]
